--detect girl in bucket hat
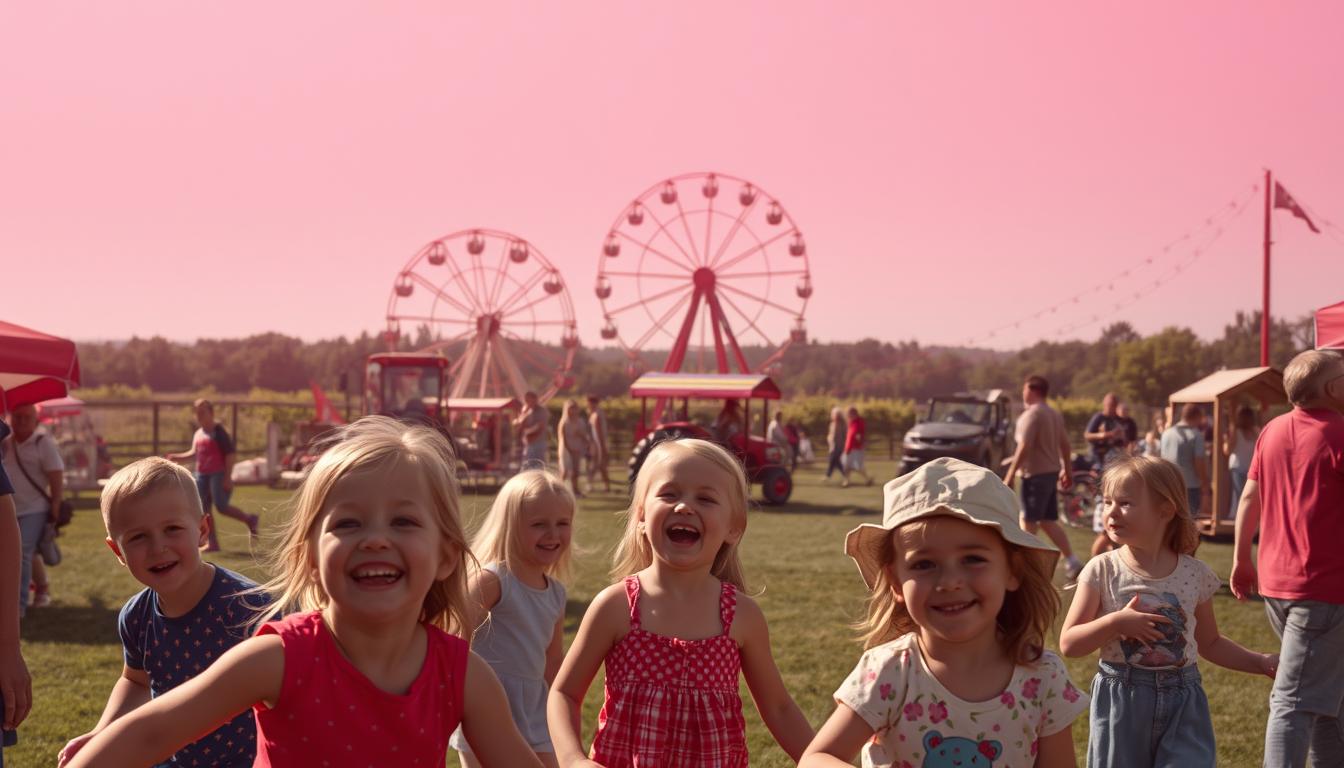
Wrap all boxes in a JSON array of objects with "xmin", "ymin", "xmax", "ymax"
[{"xmin": 801, "ymin": 458, "xmax": 1088, "ymax": 768}]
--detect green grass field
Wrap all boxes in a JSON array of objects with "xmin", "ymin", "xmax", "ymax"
[{"xmin": 13, "ymin": 458, "xmax": 1277, "ymax": 767}]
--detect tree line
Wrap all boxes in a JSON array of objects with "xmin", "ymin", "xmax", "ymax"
[{"xmin": 76, "ymin": 310, "xmax": 1314, "ymax": 410}]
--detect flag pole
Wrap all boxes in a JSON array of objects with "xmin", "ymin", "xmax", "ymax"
[{"xmin": 1262, "ymin": 169, "xmax": 1272, "ymax": 367}]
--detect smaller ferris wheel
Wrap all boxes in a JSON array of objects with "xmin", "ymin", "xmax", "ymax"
[
  {"xmin": 385, "ymin": 228, "xmax": 578, "ymax": 402},
  {"xmin": 595, "ymin": 172, "xmax": 811, "ymax": 375}
]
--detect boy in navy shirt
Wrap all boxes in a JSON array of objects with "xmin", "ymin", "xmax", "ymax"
[{"xmin": 57, "ymin": 457, "xmax": 264, "ymax": 767}]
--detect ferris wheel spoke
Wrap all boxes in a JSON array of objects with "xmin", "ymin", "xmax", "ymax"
[
  {"xmin": 615, "ymin": 230, "xmax": 694, "ymax": 273},
  {"xmin": 718, "ymin": 282, "xmax": 798, "ymax": 317},
  {"xmin": 702, "ymin": 193, "xmax": 714, "ymax": 272},
  {"xmin": 714, "ymin": 229, "xmax": 794, "ymax": 274},
  {"xmin": 707, "ymin": 196, "xmax": 757, "ymax": 268},
  {"xmin": 499, "ymin": 331, "xmax": 565, "ymax": 373},
  {"xmin": 630, "ymin": 291, "xmax": 694, "ymax": 351},
  {"xmin": 494, "ymin": 268, "xmax": 549, "ymax": 317},
  {"xmin": 490, "ymin": 337, "xmax": 532, "ymax": 401},
  {"xmin": 637, "ymin": 205, "xmax": 700, "ymax": 271},
  {"xmin": 500, "ymin": 290, "xmax": 560, "ymax": 320},
  {"xmin": 716, "ymin": 269, "xmax": 809, "ymax": 279},
  {"xmin": 601, "ymin": 271, "xmax": 686, "ymax": 279},
  {"xmin": 386, "ymin": 314, "xmax": 473, "ymax": 324},
  {"xmin": 486, "ymin": 241, "xmax": 514, "ymax": 310},
  {"xmin": 672, "ymin": 196, "xmax": 704, "ymax": 267},
  {"xmin": 604, "ymin": 283, "xmax": 692, "ymax": 318},
  {"xmin": 716, "ymin": 288, "xmax": 779, "ymax": 348},
  {"xmin": 408, "ymin": 273, "xmax": 477, "ymax": 318},
  {"xmin": 429, "ymin": 246, "xmax": 489, "ymax": 317}
]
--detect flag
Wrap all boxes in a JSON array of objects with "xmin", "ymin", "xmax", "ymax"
[
  {"xmin": 310, "ymin": 380, "xmax": 346, "ymax": 424},
  {"xmin": 1274, "ymin": 181, "xmax": 1321, "ymax": 234}
]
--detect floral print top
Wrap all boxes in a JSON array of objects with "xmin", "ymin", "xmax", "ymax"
[{"xmin": 835, "ymin": 633, "xmax": 1089, "ymax": 768}]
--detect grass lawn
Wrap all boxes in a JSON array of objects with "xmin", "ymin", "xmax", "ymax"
[{"xmin": 13, "ymin": 458, "xmax": 1276, "ymax": 767}]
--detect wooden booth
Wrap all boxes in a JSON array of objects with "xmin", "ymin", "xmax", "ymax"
[{"xmin": 1167, "ymin": 367, "xmax": 1285, "ymax": 537}]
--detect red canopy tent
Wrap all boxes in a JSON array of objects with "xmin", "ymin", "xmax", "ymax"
[
  {"xmin": 0, "ymin": 320, "xmax": 81, "ymax": 412},
  {"xmin": 1316, "ymin": 301, "xmax": 1344, "ymax": 351}
]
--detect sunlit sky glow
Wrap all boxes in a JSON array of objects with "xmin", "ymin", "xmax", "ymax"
[{"xmin": 4, "ymin": 2, "xmax": 1342, "ymax": 350}]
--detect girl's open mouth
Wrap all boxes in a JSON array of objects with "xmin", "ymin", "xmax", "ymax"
[
  {"xmin": 352, "ymin": 566, "xmax": 404, "ymax": 586},
  {"xmin": 931, "ymin": 601, "xmax": 976, "ymax": 614},
  {"xmin": 667, "ymin": 524, "xmax": 701, "ymax": 544}
]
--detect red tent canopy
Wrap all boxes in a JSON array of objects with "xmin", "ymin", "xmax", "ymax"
[
  {"xmin": 0, "ymin": 320, "xmax": 81, "ymax": 412},
  {"xmin": 1317, "ymin": 301, "xmax": 1344, "ymax": 351}
]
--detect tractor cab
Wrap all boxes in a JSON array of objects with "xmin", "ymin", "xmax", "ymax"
[
  {"xmin": 627, "ymin": 372, "xmax": 792, "ymax": 505},
  {"xmin": 364, "ymin": 353, "xmax": 451, "ymax": 425}
]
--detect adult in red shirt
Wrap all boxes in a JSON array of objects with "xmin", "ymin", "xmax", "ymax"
[
  {"xmin": 841, "ymin": 407, "xmax": 873, "ymax": 487},
  {"xmin": 1232, "ymin": 349, "xmax": 1344, "ymax": 767}
]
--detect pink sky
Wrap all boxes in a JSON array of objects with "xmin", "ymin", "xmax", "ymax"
[{"xmin": 4, "ymin": 2, "xmax": 1342, "ymax": 351}]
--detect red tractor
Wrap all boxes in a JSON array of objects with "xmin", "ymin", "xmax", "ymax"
[
  {"xmin": 626, "ymin": 372, "xmax": 793, "ymax": 505},
  {"xmin": 363, "ymin": 352, "xmax": 453, "ymax": 425}
]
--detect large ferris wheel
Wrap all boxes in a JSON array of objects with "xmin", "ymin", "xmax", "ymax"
[
  {"xmin": 384, "ymin": 228, "xmax": 579, "ymax": 402},
  {"xmin": 595, "ymin": 172, "xmax": 812, "ymax": 375}
]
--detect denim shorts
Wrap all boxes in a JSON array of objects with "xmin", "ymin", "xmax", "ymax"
[
  {"xmin": 1020, "ymin": 472, "xmax": 1059, "ymax": 522},
  {"xmin": 1087, "ymin": 660, "xmax": 1215, "ymax": 768},
  {"xmin": 195, "ymin": 471, "xmax": 232, "ymax": 513}
]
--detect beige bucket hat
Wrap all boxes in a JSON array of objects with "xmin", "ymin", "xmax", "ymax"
[{"xmin": 844, "ymin": 457, "xmax": 1060, "ymax": 589}]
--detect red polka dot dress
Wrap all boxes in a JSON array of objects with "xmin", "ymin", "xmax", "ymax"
[
  {"xmin": 251, "ymin": 611, "xmax": 468, "ymax": 767},
  {"xmin": 589, "ymin": 576, "xmax": 748, "ymax": 767}
]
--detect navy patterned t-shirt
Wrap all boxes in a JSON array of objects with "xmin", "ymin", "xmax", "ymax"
[{"xmin": 119, "ymin": 564, "xmax": 266, "ymax": 767}]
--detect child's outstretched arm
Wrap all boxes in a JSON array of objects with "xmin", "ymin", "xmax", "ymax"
[
  {"xmin": 1194, "ymin": 599, "xmax": 1277, "ymax": 678},
  {"xmin": 798, "ymin": 702, "xmax": 875, "ymax": 767},
  {"xmin": 57, "ymin": 664, "xmax": 152, "ymax": 766},
  {"xmin": 1059, "ymin": 581, "xmax": 1172, "ymax": 657},
  {"xmin": 459, "ymin": 651, "xmax": 545, "ymax": 767},
  {"xmin": 734, "ymin": 595, "xmax": 814, "ymax": 760},
  {"xmin": 64, "ymin": 635, "xmax": 283, "ymax": 768},
  {"xmin": 547, "ymin": 584, "xmax": 627, "ymax": 768},
  {"xmin": 1034, "ymin": 726, "xmax": 1078, "ymax": 768}
]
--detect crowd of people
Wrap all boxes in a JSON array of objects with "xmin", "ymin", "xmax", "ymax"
[{"xmin": 0, "ymin": 349, "xmax": 1339, "ymax": 767}]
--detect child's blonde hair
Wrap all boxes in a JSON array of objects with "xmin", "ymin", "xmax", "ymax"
[
  {"xmin": 252, "ymin": 416, "xmax": 473, "ymax": 634},
  {"xmin": 470, "ymin": 470, "xmax": 576, "ymax": 583},
  {"xmin": 612, "ymin": 438, "xmax": 750, "ymax": 590},
  {"xmin": 855, "ymin": 522, "xmax": 1059, "ymax": 662},
  {"xmin": 1100, "ymin": 454, "xmax": 1200, "ymax": 556},
  {"xmin": 100, "ymin": 457, "xmax": 203, "ymax": 531}
]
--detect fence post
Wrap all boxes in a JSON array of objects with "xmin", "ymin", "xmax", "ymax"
[{"xmin": 152, "ymin": 403, "xmax": 160, "ymax": 456}]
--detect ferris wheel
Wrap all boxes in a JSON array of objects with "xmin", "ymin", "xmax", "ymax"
[
  {"xmin": 595, "ymin": 172, "xmax": 812, "ymax": 375},
  {"xmin": 385, "ymin": 228, "xmax": 579, "ymax": 402}
]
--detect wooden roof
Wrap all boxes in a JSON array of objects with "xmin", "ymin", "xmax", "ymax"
[{"xmin": 1168, "ymin": 366, "xmax": 1285, "ymax": 404}]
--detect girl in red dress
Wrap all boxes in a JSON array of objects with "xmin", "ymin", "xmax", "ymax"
[
  {"xmin": 548, "ymin": 438, "xmax": 814, "ymax": 767},
  {"xmin": 67, "ymin": 417, "xmax": 542, "ymax": 768}
]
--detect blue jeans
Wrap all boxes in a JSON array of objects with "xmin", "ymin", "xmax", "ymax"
[
  {"xmin": 1187, "ymin": 487, "xmax": 1203, "ymax": 518},
  {"xmin": 194, "ymin": 471, "xmax": 233, "ymax": 512},
  {"xmin": 1228, "ymin": 467, "xmax": 1248, "ymax": 520},
  {"xmin": 1262, "ymin": 597, "xmax": 1344, "ymax": 768},
  {"xmin": 16, "ymin": 513, "xmax": 46, "ymax": 619},
  {"xmin": 522, "ymin": 441, "xmax": 547, "ymax": 471},
  {"xmin": 1087, "ymin": 660, "xmax": 1215, "ymax": 768},
  {"xmin": 824, "ymin": 446, "xmax": 845, "ymax": 478}
]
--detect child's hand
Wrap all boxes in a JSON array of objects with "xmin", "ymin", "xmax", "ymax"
[
  {"xmin": 1260, "ymin": 653, "xmax": 1279, "ymax": 679},
  {"xmin": 57, "ymin": 731, "xmax": 97, "ymax": 767},
  {"xmin": 1112, "ymin": 596, "xmax": 1173, "ymax": 644}
]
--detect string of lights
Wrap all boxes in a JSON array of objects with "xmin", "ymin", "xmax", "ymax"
[{"xmin": 969, "ymin": 179, "xmax": 1262, "ymax": 347}]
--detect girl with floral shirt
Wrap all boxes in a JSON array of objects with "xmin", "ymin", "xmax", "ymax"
[{"xmin": 802, "ymin": 458, "xmax": 1089, "ymax": 768}]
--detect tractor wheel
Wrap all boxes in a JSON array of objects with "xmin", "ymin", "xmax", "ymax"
[
  {"xmin": 759, "ymin": 466, "xmax": 793, "ymax": 506},
  {"xmin": 627, "ymin": 427, "xmax": 693, "ymax": 494}
]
